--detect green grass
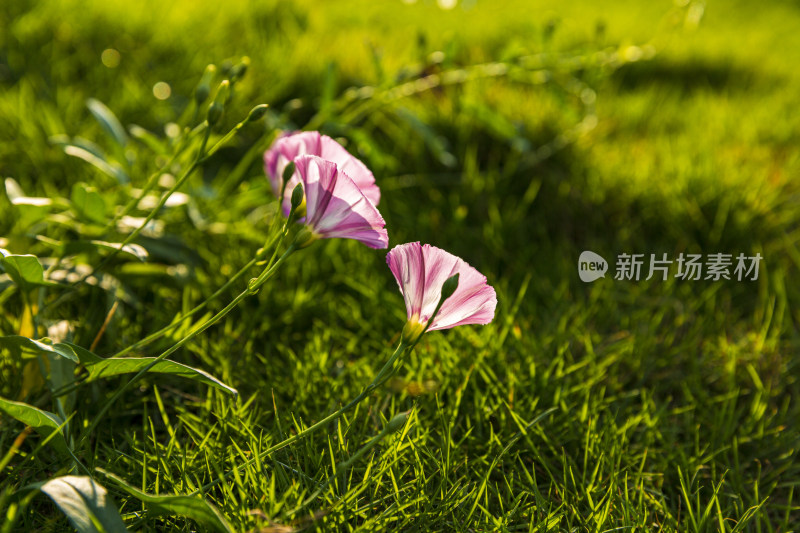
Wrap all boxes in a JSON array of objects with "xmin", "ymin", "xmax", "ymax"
[{"xmin": 1, "ymin": 0, "xmax": 799, "ymax": 530}]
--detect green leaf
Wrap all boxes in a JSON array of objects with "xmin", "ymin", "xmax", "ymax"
[
  {"xmin": 0, "ymin": 335, "xmax": 79, "ymax": 363},
  {"xmin": 0, "ymin": 252, "xmax": 59, "ymax": 290},
  {"xmin": 5, "ymin": 177, "xmax": 53, "ymax": 207},
  {"xmin": 35, "ymin": 476, "xmax": 128, "ymax": 533},
  {"xmin": 61, "ymin": 240, "xmax": 149, "ymax": 262},
  {"xmin": 71, "ymin": 183, "xmax": 107, "ymax": 224},
  {"xmin": 48, "ymin": 351, "xmax": 76, "ymax": 414},
  {"xmin": 89, "ymin": 241, "xmax": 148, "ymax": 262},
  {"xmin": 99, "ymin": 470, "xmax": 233, "ymax": 533},
  {"xmin": 64, "ymin": 146, "xmax": 129, "ymax": 184},
  {"xmin": 86, "ymin": 98, "xmax": 128, "ymax": 148},
  {"xmin": 0, "ymin": 252, "xmax": 43, "ymax": 287},
  {"xmin": 66, "ymin": 343, "xmax": 238, "ymax": 397},
  {"xmin": 129, "ymin": 124, "xmax": 168, "ymax": 155},
  {"xmin": 0, "ymin": 397, "xmax": 70, "ymax": 457},
  {"xmin": 50, "ymin": 135, "xmax": 108, "ymax": 160}
]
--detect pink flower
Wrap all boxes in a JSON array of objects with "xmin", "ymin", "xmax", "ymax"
[
  {"xmin": 387, "ymin": 242, "xmax": 497, "ymax": 335},
  {"xmin": 291, "ymin": 155, "xmax": 388, "ymax": 249},
  {"xmin": 264, "ymin": 131, "xmax": 380, "ymax": 217}
]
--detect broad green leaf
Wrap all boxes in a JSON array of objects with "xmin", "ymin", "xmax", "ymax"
[
  {"xmin": 0, "ymin": 252, "xmax": 42, "ymax": 287},
  {"xmin": 71, "ymin": 183, "xmax": 107, "ymax": 224},
  {"xmin": 0, "ymin": 335, "xmax": 79, "ymax": 363},
  {"xmin": 0, "ymin": 252, "xmax": 58, "ymax": 289},
  {"xmin": 99, "ymin": 470, "xmax": 233, "ymax": 533},
  {"xmin": 0, "ymin": 397, "xmax": 70, "ymax": 457},
  {"xmin": 86, "ymin": 98, "xmax": 128, "ymax": 147},
  {"xmin": 36, "ymin": 476, "xmax": 128, "ymax": 533},
  {"xmin": 66, "ymin": 343, "xmax": 238, "ymax": 397}
]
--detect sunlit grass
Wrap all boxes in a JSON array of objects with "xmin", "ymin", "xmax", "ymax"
[{"xmin": 1, "ymin": 0, "xmax": 799, "ymax": 530}]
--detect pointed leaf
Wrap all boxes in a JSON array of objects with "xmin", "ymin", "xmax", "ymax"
[
  {"xmin": 99, "ymin": 470, "xmax": 233, "ymax": 533},
  {"xmin": 66, "ymin": 343, "xmax": 238, "ymax": 396},
  {"xmin": 65, "ymin": 145, "xmax": 128, "ymax": 184},
  {"xmin": 0, "ymin": 335, "xmax": 79, "ymax": 363},
  {"xmin": 86, "ymin": 98, "xmax": 128, "ymax": 147},
  {"xmin": 36, "ymin": 476, "xmax": 128, "ymax": 533},
  {"xmin": 5, "ymin": 177, "xmax": 52, "ymax": 207},
  {"xmin": 0, "ymin": 397, "xmax": 70, "ymax": 457},
  {"xmin": 62, "ymin": 240, "xmax": 149, "ymax": 262}
]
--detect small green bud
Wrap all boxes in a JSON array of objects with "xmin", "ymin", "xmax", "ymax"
[
  {"xmin": 290, "ymin": 183, "xmax": 304, "ymax": 211},
  {"xmin": 194, "ymin": 64, "xmax": 217, "ymax": 106},
  {"xmin": 440, "ymin": 273, "xmax": 460, "ymax": 302},
  {"xmin": 195, "ymin": 85, "xmax": 210, "ymax": 106},
  {"xmin": 383, "ymin": 411, "xmax": 410, "ymax": 434},
  {"xmin": 282, "ymin": 161, "xmax": 296, "ymax": 185},
  {"xmin": 247, "ymin": 277, "xmax": 260, "ymax": 294},
  {"xmin": 207, "ymin": 102, "xmax": 223, "ymax": 126},
  {"xmin": 245, "ymin": 104, "xmax": 269, "ymax": 124},
  {"xmin": 230, "ymin": 56, "xmax": 250, "ymax": 81},
  {"xmin": 214, "ymin": 80, "xmax": 230, "ymax": 105}
]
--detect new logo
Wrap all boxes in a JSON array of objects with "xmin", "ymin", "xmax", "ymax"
[{"xmin": 578, "ymin": 250, "xmax": 608, "ymax": 282}]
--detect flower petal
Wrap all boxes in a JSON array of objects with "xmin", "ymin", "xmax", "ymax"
[
  {"xmin": 386, "ymin": 242, "xmax": 497, "ymax": 331},
  {"xmin": 263, "ymin": 131, "xmax": 380, "ymax": 212},
  {"xmin": 387, "ymin": 242, "xmax": 426, "ymax": 319},
  {"xmin": 294, "ymin": 155, "xmax": 388, "ymax": 249},
  {"xmin": 318, "ymin": 135, "xmax": 380, "ymax": 206},
  {"xmin": 263, "ymin": 131, "xmax": 322, "ymax": 198}
]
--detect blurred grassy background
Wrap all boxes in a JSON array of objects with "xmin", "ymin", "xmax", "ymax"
[{"xmin": 1, "ymin": 0, "xmax": 799, "ymax": 530}]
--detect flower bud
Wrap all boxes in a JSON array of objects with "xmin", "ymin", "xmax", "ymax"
[
  {"xmin": 245, "ymin": 104, "xmax": 269, "ymax": 124},
  {"xmin": 207, "ymin": 102, "xmax": 223, "ymax": 126},
  {"xmin": 214, "ymin": 80, "xmax": 230, "ymax": 104},
  {"xmin": 440, "ymin": 272, "xmax": 460, "ymax": 302},
  {"xmin": 230, "ymin": 56, "xmax": 250, "ymax": 81},
  {"xmin": 207, "ymin": 80, "xmax": 231, "ymax": 125},
  {"xmin": 290, "ymin": 182, "xmax": 305, "ymax": 211},
  {"xmin": 247, "ymin": 277, "xmax": 260, "ymax": 294},
  {"xmin": 383, "ymin": 411, "xmax": 410, "ymax": 434},
  {"xmin": 194, "ymin": 64, "xmax": 217, "ymax": 106},
  {"xmin": 282, "ymin": 161, "xmax": 296, "ymax": 185}
]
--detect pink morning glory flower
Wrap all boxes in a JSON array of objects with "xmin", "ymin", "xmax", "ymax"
[
  {"xmin": 291, "ymin": 155, "xmax": 388, "ymax": 249},
  {"xmin": 264, "ymin": 131, "xmax": 380, "ymax": 217},
  {"xmin": 387, "ymin": 242, "xmax": 497, "ymax": 338}
]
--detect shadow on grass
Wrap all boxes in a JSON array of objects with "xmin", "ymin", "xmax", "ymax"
[{"xmin": 611, "ymin": 56, "xmax": 766, "ymax": 93}]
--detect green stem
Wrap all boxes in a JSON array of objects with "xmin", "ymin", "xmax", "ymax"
[
  {"xmin": 192, "ymin": 340, "xmax": 409, "ymax": 496},
  {"xmin": 77, "ymin": 244, "xmax": 298, "ymax": 447},
  {"xmin": 41, "ymin": 114, "xmax": 246, "ymax": 316},
  {"xmin": 110, "ymin": 258, "xmax": 258, "ymax": 358},
  {"xmin": 104, "ymin": 141, "xmax": 187, "ymax": 234},
  {"xmin": 190, "ymin": 275, "xmax": 459, "ymax": 496},
  {"xmin": 41, "ymin": 160, "xmax": 203, "ymax": 315}
]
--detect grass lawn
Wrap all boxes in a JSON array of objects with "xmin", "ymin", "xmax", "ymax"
[{"xmin": 1, "ymin": 0, "xmax": 799, "ymax": 530}]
